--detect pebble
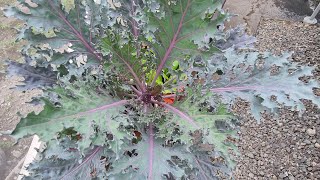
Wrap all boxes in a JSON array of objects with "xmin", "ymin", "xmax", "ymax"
[
  {"xmin": 279, "ymin": 172, "xmax": 288, "ymax": 178},
  {"xmin": 249, "ymin": 173, "xmax": 254, "ymax": 178},
  {"xmin": 306, "ymin": 129, "xmax": 316, "ymax": 136},
  {"xmin": 247, "ymin": 152, "xmax": 255, "ymax": 159},
  {"xmin": 11, "ymin": 150, "xmax": 22, "ymax": 158},
  {"xmin": 315, "ymin": 143, "xmax": 320, "ymax": 148},
  {"xmin": 288, "ymin": 175, "xmax": 294, "ymax": 180},
  {"xmin": 304, "ymin": 140, "xmax": 311, "ymax": 145}
]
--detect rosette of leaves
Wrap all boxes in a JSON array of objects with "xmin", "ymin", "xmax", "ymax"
[{"xmin": 4, "ymin": 0, "xmax": 319, "ymax": 179}]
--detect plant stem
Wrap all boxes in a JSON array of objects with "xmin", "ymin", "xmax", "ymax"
[
  {"xmin": 163, "ymin": 75, "xmax": 176, "ymax": 87},
  {"xmin": 151, "ymin": 100, "xmax": 199, "ymax": 129},
  {"xmin": 150, "ymin": 0, "xmax": 191, "ymax": 87},
  {"xmin": 131, "ymin": 85, "xmax": 142, "ymax": 96},
  {"xmin": 148, "ymin": 123, "xmax": 154, "ymax": 180},
  {"xmin": 60, "ymin": 147, "xmax": 102, "ymax": 179},
  {"xmin": 47, "ymin": 0, "xmax": 102, "ymax": 62}
]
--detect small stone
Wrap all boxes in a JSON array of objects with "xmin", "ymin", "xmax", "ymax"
[
  {"xmin": 288, "ymin": 175, "xmax": 294, "ymax": 180},
  {"xmin": 307, "ymin": 128, "xmax": 316, "ymax": 136},
  {"xmin": 249, "ymin": 173, "xmax": 254, "ymax": 178},
  {"xmin": 315, "ymin": 143, "xmax": 320, "ymax": 148},
  {"xmin": 247, "ymin": 153, "xmax": 255, "ymax": 159},
  {"xmin": 304, "ymin": 140, "xmax": 311, "ymax": 144},
  {"xmin": 11, "ymin": 150, "xmax": 22, "ymax": 158},
  {"xmin": 312, "ymin": 162, "xmax": 317, "ymax": 167},
  {"xmin": 271, "ymin": 175, "xmax": 277, "ymax": 180},
  {"xmin": 279, "ymin": 173, "xmax": 287, "ymax": 178}
]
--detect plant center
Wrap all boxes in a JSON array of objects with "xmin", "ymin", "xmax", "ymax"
[{"xmin": 141, "ymin": 92, "xmax": 152, "ymax": 104}]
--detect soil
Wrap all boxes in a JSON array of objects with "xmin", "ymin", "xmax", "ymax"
[
  {"xmin": 224, "ymin": 0, "xmax": 320, "ymax": 35},
  {"xmin": 0, "ymin": 0, "xmax": 42, "ymax": 179}
]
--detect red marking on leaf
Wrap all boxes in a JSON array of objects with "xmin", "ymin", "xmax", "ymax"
[
  {"xmin": 76, "ymin": 134, "xmax": 82, "ymax": 140},
  {"xmin": 133, "ymin": 131, "xmax": 142, "ymax": 138}
]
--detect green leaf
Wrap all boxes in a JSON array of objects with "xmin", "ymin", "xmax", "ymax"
[
  {"xmin": 204, "ymin": 50, "xmax": 320, "ymax": 121},
  {"xmin": 60, "ymin": 0, "xmax": 75, "ymax": 13},
  {"xmin": 144, "ymin": 0, "xmax": 227, "ymax": 85},
  {"xmin": 25, "ymin": 146, "xmax": 110, "ymax": 179},
  {"xmin": 12, "ymin": 80, "xmax": 129, "ymax": 153},
  {"xmin": 110, "ymin": 128, "xmax": 188, "ymax": 179},
  {"xmin": 4, "ymin": 0, "xmax": 105, "ymax": 75},
  {"xmin": 172, "ymin": 60, "xmax": 179, "ymax": 70},
  {"xmin": 100, "ymin": 36, "xmax": 145, "ymax": 88},
  {"xmin": 158, "ymin": 89, "xmax": 238, "ymax": 167}
]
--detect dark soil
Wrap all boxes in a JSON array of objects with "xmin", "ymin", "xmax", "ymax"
[{"xmin": 274, "ymin": 0, "xmax": 320, "ymax": 19}]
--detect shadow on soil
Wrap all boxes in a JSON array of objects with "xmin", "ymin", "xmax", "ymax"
[{"xmin": 274, "ymin": 0, "xmax": 320, "ymax": 20}]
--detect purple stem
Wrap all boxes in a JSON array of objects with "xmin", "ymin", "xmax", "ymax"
[
  {"xmin": 78, "ymin": 100, "xmax": 128, "ymax": 116},
  {"xmin": 130, "ymin": 0, "xmax": 147, "ymax": 92},
  {"xmin": 60, "ymin": 146, "xmax": 102, "ymax": 180},
  {"xmin": 151, "ymin": 0, "xmax": 191, "ymax": 87},
  {"xmin": 194, "ymin": 157, "xmax": 209, "ymax": 180},
  {"xmin": 104, "ymin": 42, "xmax": 144, "ymax": 90},
  {"xmin": 131, "ymin": 85, "xmax": 142, "ymax": 96},
  {"xmin": 47, "ymin": 0, "xmax": 102, "ymax": 62},
  {"xmin": 151, "ymin": 100, "xmax": 199, "ymax": 129},
  {"xmin": 22, "ymin": 101, "xmax": 128, "ymax": 130},
  {"xmin": 130, "ymin": 0, "xmax": 139, "ymax": 38},
  {"xmin": 143, "ymin": 104, "xmax": 148, "ymax": 113},
  {"xmin": 148, "ymin": 123, "xmax": 154, "ymax": 180}
]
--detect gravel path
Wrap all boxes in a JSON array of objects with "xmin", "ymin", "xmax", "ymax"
[{"xmin": 234, "ymin": 18, "xmax": 320, "ymax": 180}]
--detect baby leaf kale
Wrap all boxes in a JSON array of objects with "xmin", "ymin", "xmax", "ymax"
[{"xmin": 5, "ymin": 0, "xmax": 319, "ymax": 179}]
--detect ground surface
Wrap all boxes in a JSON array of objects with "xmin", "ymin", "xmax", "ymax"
[
  {"xmin": 0, "ymin": 0, "xmax": 42, "ymax": 179},
  {"xmin": 0, "ymin": 0, "xmax": 319, "ymax": 179},
  {"xmin": 224, "ymin": 0, "xmax": 320, "ymax": 34},
  {"xmin": 234, "ymin": 19, "xmax": 320, "ymax": 179}
]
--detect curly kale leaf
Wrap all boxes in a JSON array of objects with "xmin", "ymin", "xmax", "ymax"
[
  {"xmin": 195, "ymin": 49, "xmax": 319, "ymax": 121},
  {"xmin": 25, "ymin": 145, "xmax": 110, "ymax": 180},
  {"xmin": 12, "ymin": 79, "xmax": 129, "ymax": 153},
  {"xmin": 6, "ymin": 56, "xmax": 57, "ymax": 90}
]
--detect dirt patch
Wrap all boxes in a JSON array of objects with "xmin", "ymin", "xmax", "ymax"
[
  {"xmin": 0, "ymin": 74, "xmax": 42, "ymax": 180},
  {"xmin": 224, "ymin": 0, "xmax": 319, "ymax": 35},
  {"xmin": 0, "ymin": 0, "xmax": 43, "ymax": 179},
  {"xmin": 0, "ymin": 0, "xmax": 24, "ymax": 73},
  {"xmin": 274, "ymin": 0, "xmax": 320, "ymax": 18}
]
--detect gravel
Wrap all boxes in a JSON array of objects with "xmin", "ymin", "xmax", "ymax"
[{"xmin": 234, "ymin": 18, "xmax": 320, "ymax": 179}]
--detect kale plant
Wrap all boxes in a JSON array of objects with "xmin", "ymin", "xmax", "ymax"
[{"xmin": 4, "ymin": 0, "xmax": 319, "ymax": 179}]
